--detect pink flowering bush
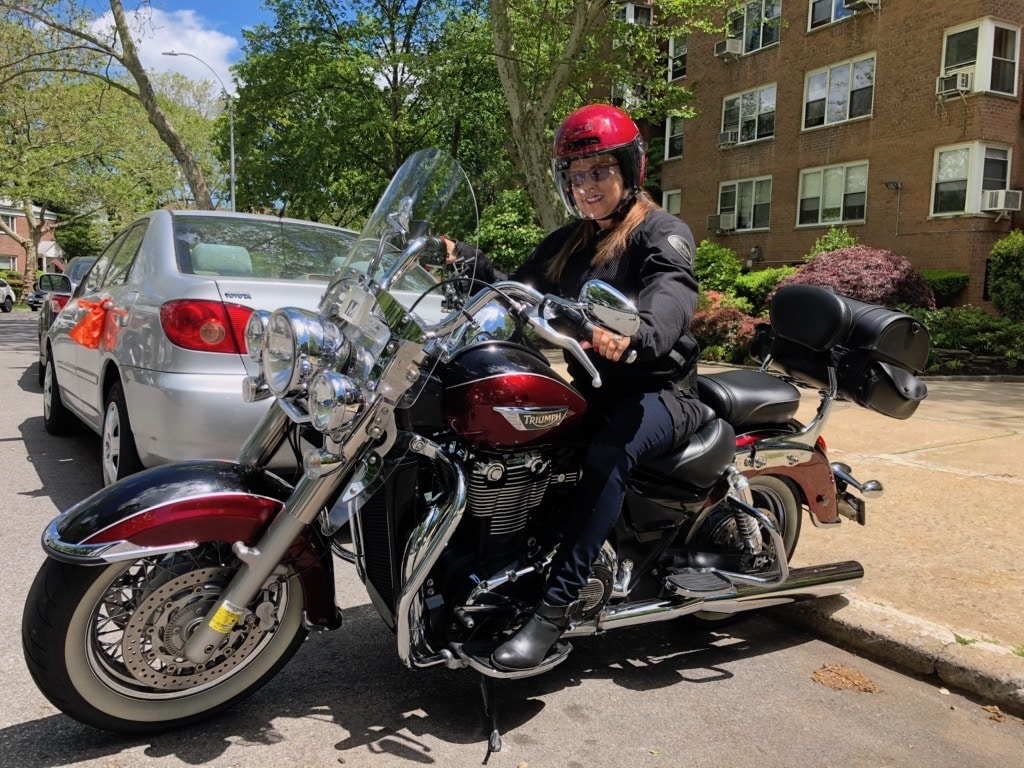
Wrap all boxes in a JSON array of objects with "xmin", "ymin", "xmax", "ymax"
[
  {"xmin": 693, "ymin": 291, "xmax": 760, "ymax": 363},
  {"xmin": 777, "ymin": 245, "xmax": 936, "ymax": 309}
]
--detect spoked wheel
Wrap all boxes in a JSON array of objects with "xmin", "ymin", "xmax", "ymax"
[
  {"xmin": 684, "ymin": 475, "xmax": 802, "ymax": 625},
  {"xmin": 22, "ymin": 542, "xmax": 307, "ymax": 733}
]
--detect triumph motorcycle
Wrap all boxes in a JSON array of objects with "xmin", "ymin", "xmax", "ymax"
[{"xmin": 23, "ymin": 149, "xmax": 931, "ymax": 751}]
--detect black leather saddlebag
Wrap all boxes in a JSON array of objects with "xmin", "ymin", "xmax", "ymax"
[{"xmin": 751, "ymin": 285, "xmax": 931, "ymax": 419}]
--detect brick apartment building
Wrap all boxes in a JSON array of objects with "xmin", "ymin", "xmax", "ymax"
[
  {"xmin": 647, "ymin": 0, "xmax": 1022, "ymax": 307},
  {"xmin": 0, "ymin": 203, "xmax": 62, "ymax": 279}
]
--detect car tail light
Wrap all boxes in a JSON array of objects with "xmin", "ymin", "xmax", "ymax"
[
  {"xmin": 50, "ymin": 295, "xmax": 70, "ymax": 312},
  {"xmin": 160, "ymin": 300, "xmax": 252, "ymax": 354}
]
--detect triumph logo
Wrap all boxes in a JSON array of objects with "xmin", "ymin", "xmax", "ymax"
[{"xmin": 494, "ymin": 406, "xmax": 570, "ymax": 431}]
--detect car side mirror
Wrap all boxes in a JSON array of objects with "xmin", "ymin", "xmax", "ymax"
[
  {"xmin": 579, "ymin": 280, "xmax": 640, "ymax": 337},
  {"xmin": 39, "ymin": 274, "xmax": 72, "ymax": 294}
]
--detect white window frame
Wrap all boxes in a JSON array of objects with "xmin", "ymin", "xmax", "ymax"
[
  {"xmin": 667, "ymin": 34, "xmax": 687, "ymax": 81},
  {"xmin": 722, "ymin": 84, "xmax": 777, "ymax": 144},
  {"xmin": 931, "ymin": 142, "xmax": 1013, "ymax": 217},
  {"xmin": 662, "ymin": 190, "xmax": 681, "ymax": 216},
  {"xmin": 1, "ymin": 214, "xmax": 15, "ymax": 233},
  {"xmin": 942, "ymin": 18, "xmax": 1020, "ymax": 97},
  {"xmin": 808, "ymin": 0, "xmax": 852, "ymax": 31},
  {"xmin": 798, "ymin": 161, "xmax": 869, "ymax": 226},
  {"xmin": 718, "ymin": 176, "xmax": 773, "ymax": 231},
  {"xmin": 727, "ymin": 0, "xmax": 781, "ymax": 54},
  {"xmin": 0, "ymin": 256, "xmax": 15, "ymax": 271},
  {"xmin": 803, "ymin": 53, "xmax": 876, "ymax": 130},
  {"xmin": 622, "ymin": 2, "xmax": 653, "ymax": 26},
  {"xmin": 665, "ymin": 116, "xmax": 684, "ymax": 160}
]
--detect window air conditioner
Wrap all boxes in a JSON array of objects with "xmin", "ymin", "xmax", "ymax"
[
  {"xmin": 982, "ymin": 189, "xmax": 1023, "ymax": 212},
  {"xmin": 843, "ymin": 0, "xmax": 880, "ymax": 12},
  {"xmin": 717, "ymin": 130, "xmax": 738, "ymax": 149},
  {"xmin": 935, "ymin": 70, "xmax": 974, "ymax": 99},
  {"xmin": 714, "ymin": 38, "xmax": 743, "ymax": 59},
  {"xmin": 707, "ymin": 213, "xmax": 736, "ymax": 231}
]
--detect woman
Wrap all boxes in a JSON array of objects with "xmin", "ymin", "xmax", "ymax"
[{"xmin": 447, "ymin": 104, "xmax": 703, "ymax": 671}]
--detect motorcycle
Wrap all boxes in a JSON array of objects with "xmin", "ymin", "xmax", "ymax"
[{"xmin": 23, "ymin": 149, "xmax": 931, "ymax": 753}]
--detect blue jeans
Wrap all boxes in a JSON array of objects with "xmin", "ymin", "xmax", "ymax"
[{"xmin": 543, "ymin": 390, "xmax": 680, "ymax": 606}]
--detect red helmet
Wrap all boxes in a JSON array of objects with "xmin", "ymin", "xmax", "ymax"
[{"xmin": 552, "ymin": 104, "xmax": 646, "ymax": 220}]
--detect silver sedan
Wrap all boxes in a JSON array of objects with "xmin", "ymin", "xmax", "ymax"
[{"xmin": 41, "ymin": 210, "xmax": 439, "ymax": 487}]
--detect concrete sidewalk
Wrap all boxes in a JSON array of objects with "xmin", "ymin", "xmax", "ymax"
[{"xmin": 772, "ymin": 370, "xmax": 1024, "ymax": 716}]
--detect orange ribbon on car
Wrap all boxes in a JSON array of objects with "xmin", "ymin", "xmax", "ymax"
[{"xmin": 68, "ymin": 300, "xmax": 126, "ymax": 350}]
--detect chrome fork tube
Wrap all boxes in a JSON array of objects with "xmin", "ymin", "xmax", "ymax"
[{"xmin": 238, "ymin": 399, "xmax": 292, "ymax": 468}]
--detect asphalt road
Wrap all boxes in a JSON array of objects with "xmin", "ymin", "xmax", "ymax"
[{"xmin": 1, "ymin": 311, "xmax": 1021, "ymax": 767}]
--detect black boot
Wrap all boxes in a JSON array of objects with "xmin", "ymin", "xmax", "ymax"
[{"xmin": 492, "ymin": 600, "xmax": 573, "ymax": 671}]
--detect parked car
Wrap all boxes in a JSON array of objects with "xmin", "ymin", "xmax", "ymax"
[
  {"xmin": 27, "ymin": 286, "xmax": 46, "ymax": 311},
  {"xmin": 42, "ymin": 210, "xmax": 441, "ymax": 487},
  {"xmin": 0, "ymin": 277, "xmax": 15, "ymax": 312}
]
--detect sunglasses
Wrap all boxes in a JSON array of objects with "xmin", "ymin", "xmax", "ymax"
[{"xmin": 569, "ymin": 164, "xmax": 619, "ymax": 187}]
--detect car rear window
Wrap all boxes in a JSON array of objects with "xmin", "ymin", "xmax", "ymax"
[{"xmin": 172, "ymin": 216, "xmax": 357, "ymax": 281}]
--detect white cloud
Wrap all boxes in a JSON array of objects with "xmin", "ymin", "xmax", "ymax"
[{"xmin": 93, "ymin": 7, "xmax": 238, "ymax": 94}]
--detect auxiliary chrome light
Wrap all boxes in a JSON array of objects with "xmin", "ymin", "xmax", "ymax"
[
  {"xmin": 244, "ymin": 310, "xmax": 270, "ymax": 362},
  {"xmin": 308, "ymin": 371, "xmax": 364, "ymax": 435}
]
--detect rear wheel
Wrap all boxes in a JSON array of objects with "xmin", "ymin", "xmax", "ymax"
[
  {"xmin": 22, "ymin": 543, "xmax": 307, "ymax": 733},
  {"xmin": 1, "ymin": 296, "xmax": 12, "ymax": 312},
  {"xmin": 43, "ymin": 356, "xmax": 78, "ymax": 435},
  {"xmin": 102, "ymin": 382, "xmax": 143, "ymax": 486}
]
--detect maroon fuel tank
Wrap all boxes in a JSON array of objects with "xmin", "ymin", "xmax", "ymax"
[{"xmin": 443, "ymin": 342, "xmax": 587, "ymax": 450}]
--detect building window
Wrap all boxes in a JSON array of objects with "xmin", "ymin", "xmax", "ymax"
[
  {"xmin": 663, "ymin": 190, "xmax": 681, "ymax": 216},
  {"xmin": 804, "ymin": 54, "xmax": 875, "ymax": 129},
  {"xmin": 0, "ymin": 256, "xmax": 15, "ymax": 271},
  {"xmin": 619, "ymin": 2, "xmax": 652, "ymax": 26},
  {"xmin": 667, "ymin": 35, "xmax": 687, "ymax": 81},
  {"xmin": 942, "ymin": 19, "xmax": 1020, "ymax": 96},
  {"xmin": 799, "ymin": 162, "xmax": 868, "ymax": 225},
  {"xmin": 809, "ymin": 0, "xmax": 852, "ymax": 30},
  {"xmin": 719, "ymin": 177, "xmax": 772, "ymax": 231},
  {"xmin": 1, "ymin": 214, "xmax": 15, "ymax": 233},
  {"xmin": 728, "ymin": 1, "xmax": 781, "ymax": 54},
  {"xmin": 665, "ymin": 116, "xmax": 683, "ymax": 160},
  {"xmin": 931, "ymin": 142, "xmax": 1012, "ymax": 215},
  {"xmin": 723, "ymin": 84, "xmax": 776, "ymax": 143}
]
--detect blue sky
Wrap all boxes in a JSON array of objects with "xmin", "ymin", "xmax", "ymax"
[{"xmin": 122, "ymin": 1, "xmax": 276, "ymax": 94}]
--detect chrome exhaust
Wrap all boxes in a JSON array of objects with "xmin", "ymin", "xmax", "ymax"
[{"xmin": 566, "ymin": 560, "xmax": 864, "ymax": 637}]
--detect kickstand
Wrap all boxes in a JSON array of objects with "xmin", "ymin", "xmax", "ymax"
[{"xmin": 480, "ymin": 673, "xmax": 502, "ymax": 764}]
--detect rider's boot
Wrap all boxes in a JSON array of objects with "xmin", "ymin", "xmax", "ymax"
[{"xmin": 491, "ymin": 600, "xmax": 573, "ymax": 671}]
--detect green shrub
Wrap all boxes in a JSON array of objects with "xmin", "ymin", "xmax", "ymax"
[
  {"xmin": 694, "ymin": 239, "xmax": 743, "ymax": 293},
  {"xmin": 777, "ymin": 245, "xmax": 935, "ymax": 309},
  {"xmin": 476, "ymin": 189, "xmax": 545, "ymax": 275},
  {"xmin": 735, "ymin": 266, "xmax": 798, "ymax": 314},
  {"xmin": 921, "ymin": 269, "xmax": 969, "ymax": 307},
  {"xmin": 906, "ymin": 305, "xmax": 1024, "ymax": 368},
  {"xmin": 804, "ymin": 225, "xmax": 858, "ymax": 262},
  {"xmin": 988, "ymin": 229, "xmax": 1024, "ymax": 322}
]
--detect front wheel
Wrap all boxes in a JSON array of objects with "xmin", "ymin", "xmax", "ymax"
[{"xmin": 22, "ymin": 543, "xmax": 307, "ymax": 733}]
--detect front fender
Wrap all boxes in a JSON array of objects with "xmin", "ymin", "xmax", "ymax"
[{"xmin": 41, "ymin": 460, "xmax": 340, "ymax": 628}]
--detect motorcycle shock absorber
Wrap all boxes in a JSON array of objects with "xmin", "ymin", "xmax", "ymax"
[{"xmin": 726, "ymin": 466, "xmax": 764, "ymax": 553}]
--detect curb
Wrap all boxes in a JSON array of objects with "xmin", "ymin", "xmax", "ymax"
[{"xmin": 777, "ymin": 596, "xmax": 1024, "ymax": 717}]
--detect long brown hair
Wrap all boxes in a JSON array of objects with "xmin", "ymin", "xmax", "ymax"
[{"xmin": 545, "ymin": 192, "xmax": 660, "ymax": 283}]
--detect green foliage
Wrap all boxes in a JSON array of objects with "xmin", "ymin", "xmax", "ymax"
[
  {"xmin": 778, "ymin": 245, "xmax": 935, "ymax": 309},
  {"xmin": 735, "ymin": 266, "xmax": 798, "ymax": 314},
  {"xmin": 920, "ymin": 269, "xmax": 969, "ymax": 308},
  {"xmin": 693, "ymin": 291, "xmax": 759, "ymax": 364},
  {"xmin": 905, "ymin": 305, "xmax": 1024, "ymax": 369},
  {"xmin": 53, "ymin": 216, "xmax": 109, "ymax": 262},
  {"xmin": 987, "ymin": 229, "xmax": 1024, "ymax": 322},
  {"xmin": 804, "ymin": 225, "xmax": 858, "ymax": 262},
  {"xmin": 476, "ymin": 189, "xmax": 545, "ymax": 274},
  {"xmin": 694, "ymin": 239, "xmax": 742, "ymax": 293}
]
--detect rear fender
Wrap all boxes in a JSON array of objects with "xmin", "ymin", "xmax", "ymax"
[
  {"xmin": 42, "ymin": 460, "xmax": 339, "ymax": 627},
  {"xmin": 736, "ymin": 441, "xmax": 839, "ymax": 525}
]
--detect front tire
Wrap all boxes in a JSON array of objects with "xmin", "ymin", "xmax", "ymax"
[
  {"xmin": 22, "ymin": 544, "xmax": 307, "ymax": 733},
  {"xmin": 1, "ymin": 296, "xmax": 12, "ymax": 312},
  {"xmin": 102, "ymin": 382, "xmax": 143, "ymax": 486},
  {"xmin": 43, "ymin": 356, "xmax": 79, "ymax": 435}
]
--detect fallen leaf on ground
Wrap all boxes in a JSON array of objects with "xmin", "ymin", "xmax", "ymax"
[
  {"xmin": 982, "ymin": 705, "xmax": 1006, "ymax": 723},
  {"xmin": 812, "ymin": 663, "xmax": 878, "ymax": 693}
]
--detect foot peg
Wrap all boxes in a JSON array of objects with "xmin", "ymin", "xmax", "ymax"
[{"xmin": 665, "ymin": 569, "xmax": 737, "ymax": 598}]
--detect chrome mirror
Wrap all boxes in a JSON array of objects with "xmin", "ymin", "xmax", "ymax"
[{"xmin": 579, "ymin": 280, "xmax": 640, "ymax": 336}]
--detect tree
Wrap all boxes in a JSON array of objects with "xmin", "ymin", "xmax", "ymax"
[
  {"xmin": 0, "ymin": 0, "xmax": 215, "ymax": 208},
  {"xmin": 987, "ymin": 229, "xmax": 1024, "ymax": 322},
  {"xmin": 232, "ymin": 0, "xmax": 514, "ymax": 226},
  {"xmin": 486, "ymin": 0, "xmax": 729, "ymax": 231}
]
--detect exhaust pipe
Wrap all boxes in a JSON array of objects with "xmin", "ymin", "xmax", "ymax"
[{"xmin": 566, "ymin": 560, "xmax": 863, "ymax": 637}]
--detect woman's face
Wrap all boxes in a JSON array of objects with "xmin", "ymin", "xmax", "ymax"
[{"xmin": 568, "ymin": 154, "xmax": 624, "ymax": 224}]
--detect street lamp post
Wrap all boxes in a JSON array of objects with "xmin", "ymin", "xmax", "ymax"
[{"xmin": 162, "ymin": 51, "xmax": 235, "ymax": 212}]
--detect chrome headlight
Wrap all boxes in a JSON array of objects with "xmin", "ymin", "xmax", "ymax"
[
  {"xmin": 264, "ymin": 308, "xmax": 340, "ymax": 397},
  {"xmin": 308, "ymin": 371, "xmax": 365, "ymax": 434},
  {"xmin": 245, "ymin": 310, "xmax": 270, "ymax": 361}
]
